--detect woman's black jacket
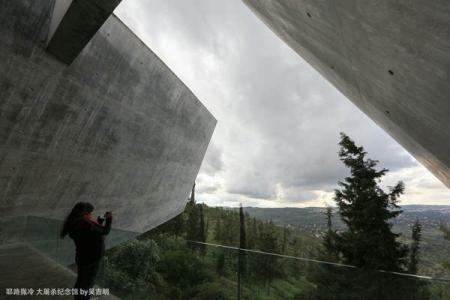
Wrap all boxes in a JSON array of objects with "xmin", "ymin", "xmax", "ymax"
[{"xmin": 68, "ymin": 216, "xmax": 112, "ymax": 265}]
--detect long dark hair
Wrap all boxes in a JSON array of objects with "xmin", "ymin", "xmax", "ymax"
[{"xmin": 60, "ymin": 202, "xmax": 94, "ymax": 238}]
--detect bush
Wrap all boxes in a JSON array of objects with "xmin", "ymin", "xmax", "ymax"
[
  {"xmin": 157, "ymin": 249, "xmax": 213, "ymax": 289},
  {"xmin": 103, "ymin": 239, "xmax": 163, "ymax": 296},
  {"xmin": 192, "ymin": 282, "xmax": 235, "ymax": 300}
]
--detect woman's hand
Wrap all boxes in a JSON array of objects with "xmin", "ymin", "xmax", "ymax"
[{"xmin": 105, "ymin": 212, "xmax": 112, "ymax": 219}]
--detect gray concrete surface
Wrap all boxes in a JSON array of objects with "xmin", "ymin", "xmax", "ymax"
[
  {"xmin": 0, "ymin": 243, "xmax": 119, "ymax": 299},
  {"xmin": 47, "ymin": 0, "xmax": 72, "ymax": 44},
  {"xmin": 243, "ymin": 0, "xmax": 450, "ymax": 189},
  {"xmin": 0, "ymin": 0, "xmax": 216, "ymax": 232},
  {"xmin": 47, "ymin": 0, "xmax": 122, "ymax": 64}
]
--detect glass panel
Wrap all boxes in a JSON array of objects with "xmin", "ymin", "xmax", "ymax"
[
  {"xmin": 23, "ymin": 216, "xmax": 61, "ymax": 260},
  {"xmin": 0, "ymin": 215, "xmax": 28, "ymax": 245},
  {"xmin": 12, "ymin": 216, "xmax": 450, "ymax": 299},
  {"xmin": 99, "ymin": 235, "xmax": 450, "ymax": 300}
]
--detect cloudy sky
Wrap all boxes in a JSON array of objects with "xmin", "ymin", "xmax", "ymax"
[{"xmin": 116, "ymin": 0, "xmax": 449, "ymax": 208}]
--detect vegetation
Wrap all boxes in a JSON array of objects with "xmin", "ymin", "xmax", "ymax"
[
  {"xmin": 238, "ymin": 204, "xmax": 247, "ymax": 299},
  {"xmin": 101, "ymin": 194, "xmax": 321, "ymax": 299},
  {"xmin": 99, "ymin": 134, "xmax": 450, "ymax": 299},
  {"xmin": 409, "ymin": 220, "xmax": 422, "ymax": 274},
  {"xmin": 308, "ymin": 133, "xmax": 431, "ymax": 300},
  {"xmin": 237, "ymin": 205, "xmax": 450, "ymax": 278}
]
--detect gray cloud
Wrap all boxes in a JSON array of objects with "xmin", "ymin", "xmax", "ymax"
[
  {"xmin": 199, "ymin": 140, "xmax": 223, "ymax": 176},
  {"xmin": 196, "ymin": 184, "xmax": 218, "ymax": 195},
  {"xmin": 116, "ymin": 0, "xmax": 446, "ymax": 206}
]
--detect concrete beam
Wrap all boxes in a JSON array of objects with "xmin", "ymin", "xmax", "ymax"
[
  {"xmin": 47, "ymin": 0, "xmax": 122, "ymax": 64},
  {"xmin": 47, "ymin": 0, "xmax": 72, "ymax": 44},
  {"xmin": 243, "ymin": 0, "xmax": 450, "ymax": 189}
]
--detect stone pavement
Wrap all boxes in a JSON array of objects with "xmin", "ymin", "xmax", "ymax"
[{"xmin": 0, "ymin": 243, "xmax": 118, "ymax": 299}]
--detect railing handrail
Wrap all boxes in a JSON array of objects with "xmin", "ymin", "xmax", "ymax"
[{"xmin": 185, "ymin": 239, "xmax": 450, "ymax": 283}]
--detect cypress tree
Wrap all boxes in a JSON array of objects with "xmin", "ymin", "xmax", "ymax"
[
  {"xmin": 406, "ymin": 220, "xmax": 431, "ymax": 300},
  {"xmin": 281, "ymin": 227, "xmax": 289, "ymax": 254},
  {"xmin": 323, "ymin": 205, "xmax": 338, "ymax": 261},
  {"xmin": 439, "ymin": 223, "xmax": 450, "ymax": 272},
  {"xmin": 186, "ymin": 183, "xmax": 199, "ymax": 251},
  {"xmin": 198, "ymin": 204, "xmax": 206, "ymax": 256},
  {"xmin": 237, "ymin": 204, "xmax": 247, "ymax": 299},
  {"xmin": 408, "ymin": 220, "xmax": 422, "ymax": 274},
  {"xmin": 191, "ymin": 182, "xmax": 196, "ymax": 202}
]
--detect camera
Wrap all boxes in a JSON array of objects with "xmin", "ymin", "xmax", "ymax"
[
  {"xmin": 97, "ymin": 212, "xmax": 111, "ymax": 225},
  {"xmin": 97, "ymin": 213, "xmax": 106, "ymax": 225}
]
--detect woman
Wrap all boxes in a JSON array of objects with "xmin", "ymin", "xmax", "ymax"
[{"xmin": 60, "ymin": 202, "xmax": 112, "ymax": 300}]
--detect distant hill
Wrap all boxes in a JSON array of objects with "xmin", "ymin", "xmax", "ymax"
[
  {"xmin": 238, "ymin": 205, "xmax": 450, "ymax": 278},
  {"xmin": 241, "ymin": 205, "xmax": 450, "ymax": 233},
  {"xmin": 241, "ymin": 206, "xmax": 342, "ymax": 231}
]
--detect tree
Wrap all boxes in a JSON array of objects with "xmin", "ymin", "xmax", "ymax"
[
  {"xmin": 405, "ymin": 220, "xmax": 431, "ymax": 299},
  {"xmin": 437, "ymin": 224, "xmax": 450, "ymax": 298},
  {"xmin": 237, "ymin": 204, "xmax": 247, "ymax": 299},
  {"xmin": 247, "ymin": 217, "xmax": 258, "ymax": 249},
  {"xmin": 333, "ymin": 133, "xmax": 408, "ymax": 271},
  {"xmin": 216, "ymin": 250, "xmax": 226, "ymax": 277},
  {"xmin": 281, "ymin": 226, "xmax": 290, "ymax": 254},
  {"xmin": 254, "ymin": 223, "xmax": 280, "ymax": 293},
  {"xmin": 198, "ymin": 204, "xmax": 207, "ymax": 256},
  {"xmin": 439, "ymin": 223, "xmax": 450, "ymax": 272},
  {"xmin": 325, "ymin": 206, "xmax": 333, "ymax": 232},
  {"xmin": 156, "ymin": 248, "xmax": 212, "ymax": 297},
  {"xmin": 439, "ymin": 222, "xmax": 450, "ymax": 270},
  {"xmin": 307, "ymin": 205, "xmax": 347, "ymax": 300},
  {"xmin": 213, "ymin": 207, "xmax": 226, "ymax": 244},
  {"xmin": 186, "ymin": 183, "xmax": 200, "ymax": 251},
  {"xmin": 191, "ymin": 182, "xmax": 196, "ymax": 202},
  {"xmin": 408, "ymin": 220, "xmax": 422, "ymax": 274},
  {"xmin": 170, "ymin": 212, "xmax": 185, "ymax": 238},
  {"xmin": 186, "ymin": 183, "xmax": 196, "ymax": 212},
  {"xmin": 103, "ymin": 240, "xmax": 162, "ymax": 297},
  {"xmin": 322, "ymin": 205, "xmax": 338, "ymax": 261},
  {"xmin": 307, "ymin": 133, "xmax": 418, "ymax": 300}
]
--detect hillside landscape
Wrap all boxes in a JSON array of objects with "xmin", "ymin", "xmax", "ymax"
[
  {"xmin": 101, "ymin": 202, "xmax": 450, "ymax": 299},
  {"xmin": 242, "ymin": 205, "xmax": 450, "ymax": 278}
]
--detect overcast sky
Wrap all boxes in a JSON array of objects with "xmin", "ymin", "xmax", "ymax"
[{"xmin": 116, "ymin": 0, "xmax": 449, "ymax": 208}]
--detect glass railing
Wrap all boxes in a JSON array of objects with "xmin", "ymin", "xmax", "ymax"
[
  {"xmin": 98, "ymin": 236, "xmax": 450, "ymax": 300},
  {"xmin": 3, "ymin": 216, "xmax": 450, "ymax": 300},
  {"xmin": 0, "ymin": 215, "xmax": 139, "ymax": 266}
]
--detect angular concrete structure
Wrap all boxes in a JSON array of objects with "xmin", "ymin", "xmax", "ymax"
[
  {"xmin": 0, "ymin": 0, "xmax": 216, "ymax": 235},
  {"xmin": 47, "ymin": 0, "xmax": 122, "ymax": 64},
  {"xmin": 243, "ymin": 0, "xmax": 450, "ymax": 188}
]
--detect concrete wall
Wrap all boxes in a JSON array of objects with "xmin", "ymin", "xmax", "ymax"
[
  {"xmin": 243, "ymin": 0, "xmax": 450, "ymax": 189},
  {"xmin": 46, "ymin": 0, "xmax": 72, "ymax": 44},
  {"xmin": 47, "ymin": 0, "xmax": 123, "ymax": 64},
  {"xmin": 0, "ymin": 0, "xmax": 216, "ymax": 232}
]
